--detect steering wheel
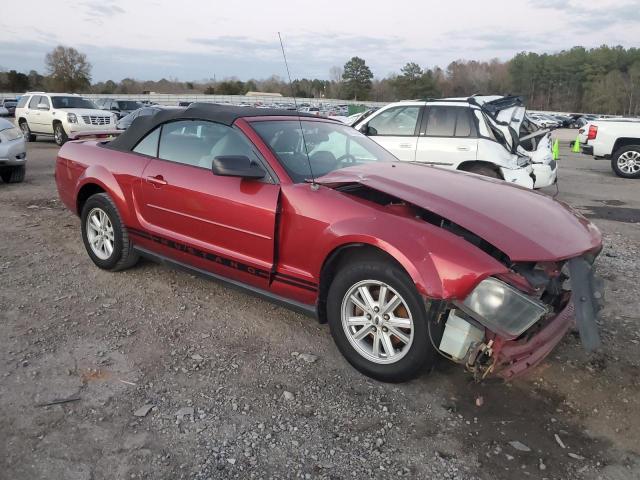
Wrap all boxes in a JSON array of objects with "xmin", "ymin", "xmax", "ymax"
[{"xmin": 336, "ymin": 153, "xmax": 357, "ymax": 164}]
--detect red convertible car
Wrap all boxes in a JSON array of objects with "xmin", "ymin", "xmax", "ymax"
[{"xmin": 55, "ymin": 104, "xmax": 604, "ymax": 382}]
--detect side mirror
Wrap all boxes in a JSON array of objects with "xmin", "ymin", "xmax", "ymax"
[
  {"xmin": 359, "ymin": 124, "xmax": 376, "ymax": 136},
  {"xmin": 211, "ymin": 155, "xmax": 266, "ymax": 179},
  {"xmin": 37, "ymin": 103, "xmax": 49, "ymax": 110}
]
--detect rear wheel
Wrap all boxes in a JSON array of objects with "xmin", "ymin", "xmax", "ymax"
[
  {"xmin": 0, "ymin": 165, "xmax": 25, "ymax": 183},
  {"xmin": 611, "ymin": 145, "xmax": 640, "ymax": 179},
  {"xmin": 327, "ymin": 258, "xmax": 436, "ymax": 382},
  {"xmin": 54, "ymin": 123, "xmax": 68, "ymax": 146},
  {"xmin": 19, "ymin": 121, "xmax": 36, "ymax": 142},
  {"xmin": 80, "ymin": 193, "xmax": 139, "ymax": 271},
  {"xmin": 462, "ymin": 163, "xmax": 501, "ymax": 179}
]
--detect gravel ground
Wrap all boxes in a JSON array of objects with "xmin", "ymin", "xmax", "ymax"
[{"xmin": 1, "ymin": 131, "xmax": 639, "ymax": 480}]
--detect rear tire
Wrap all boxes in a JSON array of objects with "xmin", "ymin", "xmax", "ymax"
[
  {"xmin": 327, "ymin": 257, "xmax": 436, "ymax": 382},
  {"xmin": 19, "ymin": 121, "xmax": 36, "ymax": 142},
  {"xmin": 54, "ymin": 123, "xmax": 68, "ymax": 146},
  {"xmin": 461, "ymin": 163, "xmax": 501, "ymax": 179},
  {"xmin": 80, "ymin": 193, "xmax": 139, "ymax": 271},
  {"xmin": 0, "ymin": 165, "xmax": 25, "ymax": 183},
  {"xmin": 611, "ymin": 145, "xmax": 640, "ymax": 179}
]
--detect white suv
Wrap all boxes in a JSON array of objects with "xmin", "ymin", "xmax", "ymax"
[
  {"xmin": 15, "ymin": 92, "xmax": 118, "ymax": 146},
  {"xmin": 353, "ymin": 96, "xmax": 557, "ymax": 189}
]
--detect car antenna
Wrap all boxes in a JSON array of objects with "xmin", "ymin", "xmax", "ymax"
[{"xmin": 277, "ymin": 32, "xmax": 317, "ymax": 188}]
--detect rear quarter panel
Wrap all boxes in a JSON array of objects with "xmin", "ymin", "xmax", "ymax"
[{"xmin": 55, "ymin": 141, "xmax": 151, "ymax": 224}]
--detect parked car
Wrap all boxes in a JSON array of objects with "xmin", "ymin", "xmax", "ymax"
[
  {"xmin": 576, "ymin": 118, "xmax": 640, "ymax": 178},
  {"xmin": 116, "ymin": 105, "xmax": 182, "ymax": 130},
  {"xmin": 353, "ymin": 96, "xmax": 556, "ymax": 189},
  {"xmin": 527, "ymin": 113, "xmax": 561, "ymax": 129},
  {"xmin": 551, "ymin": 114, "xmax": 573, "ymax": 128},
  {"xmin": 571, "ymin": 116, "xmax": 590, "ymax": 129},
  {"xmin": 0, "ymin": 117, "xmax": 27, "ymax": 183},
  {"xmin": 298, "ymin": 106, "xmax": 320, "ymax": 115},
  {"xmin": 15, "ymin": 93, "xmax": 117, "ymax": 146},
  {"xmin": 55, "ymin": 103, "xmax": 603, "ymax": 382},
  {"xmin": 96, "ymin": 99, "xmax": 143, "ymax": 119},
  {"xmin": 1, "ymin": 98, "xmax": 18, "ymax": 116}
]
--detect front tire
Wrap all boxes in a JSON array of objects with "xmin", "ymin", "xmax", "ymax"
[
  {"xmin": 81, "ymin": 193, "xmax": 138, "ymax": 271},
  {"xmin": 327, "ymin": 258, "xmax": 436, "ymax": 382},
  {"xmin": 19, "ymin": 121, "xmax": 36, "ymax": 142},
  {"xmin": 0, "ymin": 165, "xmax": 25, "ymax": 183},
  {"xmin": 611, "ymin": 145, "xmax": 640, "ymax": 179},
  {"xmin": 54, "ymin": 123, "xmax": 68, "ymax": 146}
]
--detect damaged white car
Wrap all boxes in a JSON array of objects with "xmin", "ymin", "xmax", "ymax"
[{"xmin": 352, "ymin": 95, "xmax": 557, "ymax": 189}]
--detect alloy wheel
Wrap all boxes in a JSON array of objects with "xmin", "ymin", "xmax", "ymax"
[
  {"xmin": 86, "ymin": 208, "xmax": 115, "ymax": 260},
  {"xmin": 54, "ymin": 125, "xmax": 63, "ymax": 144},
  {"xmin": 618, "ymin": 150, "xmax": 640, "ymax": 174},
  {"xmin": 341, "ymin": 280, "xmax": 414, "ymax": 364}
]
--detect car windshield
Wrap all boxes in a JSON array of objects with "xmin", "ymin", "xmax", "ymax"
[
  {"xmin": 51, "ymin": 96, "xmax": 97, "ymax": 109},
  {"xmin": 117, "ymin": 101, "xmax": 142, "ymax": 110},
  {"xmin": 252, "ymin": 120, "xmax": 397, "ymax": 183}
]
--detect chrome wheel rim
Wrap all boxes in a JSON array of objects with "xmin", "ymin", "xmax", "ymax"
[
  {"xmin": 54, "ymin": 126, "xmax": 62, "ymax": 143},
  {"xmin": 86, "ymin": 208, "xmax": 114, "ymax": 260},
  {"xmin": 20, "ymin": 123, "xmax": 29, "ymax": 136},
  {"xmin": 618, "ymin": 151, "xmax": 640, "ymax": 174},
  {"xmin": 341, "ymin": 280, "xmax": 414, "ymax": 364}
]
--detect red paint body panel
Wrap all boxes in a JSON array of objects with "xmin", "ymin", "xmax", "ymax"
[
  {"xmin": 275, "ymin": 183, "xmax": 508, "ymax": 299},
  {"xmin": 315, "ymin": 162, "xmax": 602, "ymax": 262},
  {"xmin": 135, "ymin": 157, "xmax": 279, "ymax": 286}
]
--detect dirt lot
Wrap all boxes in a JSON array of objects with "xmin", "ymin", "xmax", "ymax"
[{"xmin": 1, "ymin": 131, "xmax": 639, "ymax": 480}]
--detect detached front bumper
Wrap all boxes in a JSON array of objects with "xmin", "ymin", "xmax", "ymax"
[
  {"xmin": 532, "ymin": 160, "xmax": 558, "ymax": 189},
  {"xmin": 494, "ymin": 301, "xmax": 574, "ymax": 380},
  {"xmin": 499, "ymin": 165, "xmax": 535, "ymax": 189}
]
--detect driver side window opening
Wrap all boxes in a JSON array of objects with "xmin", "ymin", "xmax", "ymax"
[{"xmin": 131, "ymin": 120, "xmax": 264, "ymax": 172}]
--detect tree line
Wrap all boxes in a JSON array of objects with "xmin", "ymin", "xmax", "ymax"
[{"xmin": 1, "ymin": 45, "xmax": 639, "ymax": 115}]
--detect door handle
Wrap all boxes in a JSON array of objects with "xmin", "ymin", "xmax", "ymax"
[
  {"xmin": 146, "ymin": 175, "xmax": 167, "ymax": 186},
  {"xmin": 456, "ymin": 146, "xmax": 470, "ymax": 151},
  {"xmin": 399, "ymin": 143, "xmax": 413, "ymax": 148}
]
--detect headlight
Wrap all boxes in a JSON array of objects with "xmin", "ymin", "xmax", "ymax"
[
  {"xmin": 461, "ymin": 277, "xmax": 548, "ymax": 337},
  {"xmin": 67, "ymin": 113, "xmax": 78, "ymax": 123},
  {"xmin": 0, "ymin": 127, "xmax": 23, "ymax": 142}
]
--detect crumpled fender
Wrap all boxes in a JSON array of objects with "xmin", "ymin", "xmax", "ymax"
[{"xmin": 317, "ymin": 215, "xmax": 509, "ymax": 300}]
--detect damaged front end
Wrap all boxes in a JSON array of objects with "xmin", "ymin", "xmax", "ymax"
[{"xmin": 431, "ymin": 254, "xmax": 605, "ymax": 381}]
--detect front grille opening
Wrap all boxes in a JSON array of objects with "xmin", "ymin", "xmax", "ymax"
[{"xmin": 82, "ymin": 115, "xmax": 112, "ymax": 126}]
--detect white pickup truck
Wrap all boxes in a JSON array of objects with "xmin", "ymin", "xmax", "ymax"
[{"xmin": 577, "ymin": 118, "xmax": 640, "ymax": 178}]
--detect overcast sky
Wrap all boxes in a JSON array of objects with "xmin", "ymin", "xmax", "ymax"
[{"xmin": 1, "ymin": 0, "xmax": 638, "ymax": 82}]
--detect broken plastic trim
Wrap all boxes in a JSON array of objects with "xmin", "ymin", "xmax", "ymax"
[{"xmin": 567, "ymin": 257, "xmax": 603, "ymax": 351}]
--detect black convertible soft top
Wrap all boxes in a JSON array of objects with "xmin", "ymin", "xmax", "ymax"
[{"xmin": 105, "ymin": 102, "xmax": 320, "ymax": 152}]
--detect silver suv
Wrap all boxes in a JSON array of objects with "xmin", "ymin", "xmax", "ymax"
[{"xmin": 15, "ymin": 93, "xmax": 117, "ymax": 146}]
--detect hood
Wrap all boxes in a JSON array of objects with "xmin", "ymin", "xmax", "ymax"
[
  {"xmin": 57, "ymin": 108, "xmax": 113, "ymax": 116},
  {"xmin": 316, "ymin": 162, "xmax": 601, "ymax": 262}
]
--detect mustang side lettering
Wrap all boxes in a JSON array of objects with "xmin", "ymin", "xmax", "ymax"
[{"xmin": 55, "ymin": 104, "xmax": 603, "ymax": 382}]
